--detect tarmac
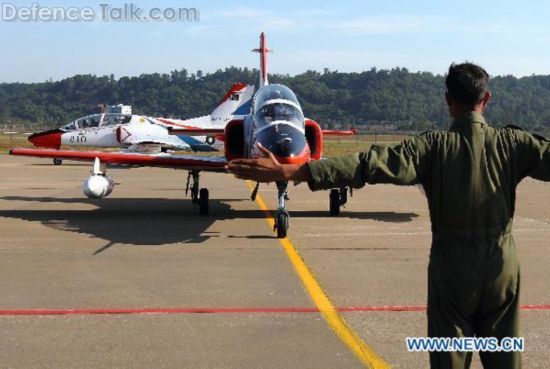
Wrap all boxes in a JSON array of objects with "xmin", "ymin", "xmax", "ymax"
[{"xmin": 0, "ymin": 155, "xmax": 548, "ymax": 369}]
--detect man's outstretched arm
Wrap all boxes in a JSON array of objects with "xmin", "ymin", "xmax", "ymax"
[
  {"xmin": 227, "ymin": 135, "xmax": 431, "ymax": 191},
  {"xmin": 519, "ymin": 131, "xmax": 550, "ymax": 181}
]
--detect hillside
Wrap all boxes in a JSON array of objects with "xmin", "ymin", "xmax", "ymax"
[{"xmin": 1, "ymin": 67, "xmax": 549, "ymax": 132}]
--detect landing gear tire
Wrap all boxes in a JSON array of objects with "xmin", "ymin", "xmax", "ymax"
[
  {"xmin": 329, "ymin": 189, "xmax": 340, "ymax": 216},
  {"xmin": 53, "ymin": 158, "xmax": 62, "ymax": 166},
  {"xmin": 340, "ymin": 188, "xmax": 348, "ymax": 205},
  {"xmin": 275, "ymin": 211, "xmax": 289, "ymax": 239},
  {"xmin": 198, "ymin": 188, "xmax": 209, "ymax": 215}
]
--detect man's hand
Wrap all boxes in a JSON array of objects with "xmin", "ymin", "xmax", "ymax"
[
  {"xmin": 226, "ymin": 143, "xmax": 287, "ymax": 182},
  {"xmin": 226, "ymin": 144, "xmax": 311, "ymax": 183}
]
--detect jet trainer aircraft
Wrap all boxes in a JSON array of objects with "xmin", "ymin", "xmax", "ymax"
[
  {"xmin": 28, "ymin": 84, "xmax": 255, "ymax": 164},
  {"xmin": 10, "ymin": 33, "xmax": 356, "ymax": 238}
]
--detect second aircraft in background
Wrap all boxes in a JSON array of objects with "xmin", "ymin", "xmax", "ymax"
[{"xmin": 27, "ymin": 83, "xmax": 255, "ymax": 164}]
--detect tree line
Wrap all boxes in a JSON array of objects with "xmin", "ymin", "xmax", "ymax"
[{"xmin": 0, "ymin": 67, "xmax": 549, "ymax": 132}]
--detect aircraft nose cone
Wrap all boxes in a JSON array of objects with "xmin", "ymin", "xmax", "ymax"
[
  {"xmin": 256, "ymin": 124, "xmax": 310, "ymax": 164},
  {"xmin": 28, "ymin": 129, "xmax": 63, "ymax": 149},
  {"xmin": 276, "ymin": 137, "xmax": 293, "ymax": 156}
]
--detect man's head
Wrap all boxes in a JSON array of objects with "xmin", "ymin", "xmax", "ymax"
[{"xmin": 445, "ymin": 62, "xmax": 491, "ymax": 117}]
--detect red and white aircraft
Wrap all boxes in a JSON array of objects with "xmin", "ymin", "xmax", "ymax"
[
  {"xmin": 10, "ymin": 33, "xmax": 356, "ymax": 238},
  {"xmin": 27, "ymin": 84, "xmax": 255, "ymax": 165}
]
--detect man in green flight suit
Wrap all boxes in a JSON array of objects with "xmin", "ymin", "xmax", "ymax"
[{"xmin": 227, "ymin": 62, "xmax": 549, "ymax": 368}]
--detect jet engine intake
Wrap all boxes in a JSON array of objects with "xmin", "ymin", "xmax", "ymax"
[{"xmin": 224, "ymin": 119, "xmax": 245, "ymax": 160}]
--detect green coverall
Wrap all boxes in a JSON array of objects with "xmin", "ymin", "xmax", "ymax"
[{"xmin": 307, "ymin": 112, "xmax": 550, "ymax": 369}]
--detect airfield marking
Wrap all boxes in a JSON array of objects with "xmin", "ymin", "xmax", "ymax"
[
  {"xmin": 1, "ymin": 305, "xmax": 549, "ymax": 316},
  {"xmin": 245, "ymin": 181, "xmax": 390, "ymax": 369}
]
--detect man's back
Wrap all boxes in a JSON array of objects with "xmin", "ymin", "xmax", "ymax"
[{"xmin": 420, "ymin": 111, "xmax": 547, "ymax": 235}]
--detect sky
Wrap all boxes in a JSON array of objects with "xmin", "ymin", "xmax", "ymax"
[{"xmin": 1, "ymin": 0, "xmax": 549, "ymax": 82}]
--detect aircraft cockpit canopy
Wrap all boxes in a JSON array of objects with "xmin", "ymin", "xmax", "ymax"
[
  {"xmin": 102, "ymin": 113, "xmax": 133, "ymax": 126},
  {"xmin": 60, "ymin": 113, "xmax": 132, "ymax": 131},
  {"xmin": 253, "ymin": 84, "xmax": 304, "ymax": 129}
]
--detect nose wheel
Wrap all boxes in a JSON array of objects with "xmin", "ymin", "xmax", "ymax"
[
  {"xmin": 186, "ymin": 171, "xmax": 210, "ymax": 215},
  {"xmin": 198, "ymin": 188, "xmax": 209, "ymax": 215},
  {"xmin": 274, "ymin": 181, "xmax": 289, "ymax": 238},
  {"xmin": 329, "ymin": 187, "xmax": 351, "ymax": 216},
  {"xmin": 53, "ymin": 158, "xmax": 63, "ymax": 165},
  {"xmin": 275, "ymin": 210, "xmax": 289, "ymax": 238}
]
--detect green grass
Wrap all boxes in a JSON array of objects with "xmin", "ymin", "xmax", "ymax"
[
  {"xmin": 0, "ymin": 134, "xmax": 32, "ymax": 154},
  {"xmin": 322, "ymin": 135, "xmax": 409, "ymax": 157}
]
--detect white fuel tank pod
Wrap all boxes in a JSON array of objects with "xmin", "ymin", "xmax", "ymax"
[{"xmin": 83, "ymin": 157, "xmax": 115, "ymax": 199}]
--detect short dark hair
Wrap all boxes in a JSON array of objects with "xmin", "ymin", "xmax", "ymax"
[{"xmin": 445, "ymin": 62, "xmax": 489, "ymax": 106}]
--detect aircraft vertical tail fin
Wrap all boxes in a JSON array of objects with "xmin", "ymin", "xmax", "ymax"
[
  {"xmin": 252, "ymin": 32, "xmax": 272, "ymax": 88},
  {"xmin": 210, "ymin": 83, "xmax": 255, "ymax": 121}
]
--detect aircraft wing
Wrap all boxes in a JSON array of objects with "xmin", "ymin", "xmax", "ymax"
[
  {"xmin": 322, "ymin": 128, "xmax": 357, "ymax": 136},
  {"xmin": 155, "ymin": 117, "xmax": 225, "ymax": 136},
  {"xmin": 167, "ymin": 127, "xmax": 226, "ymax": 136},
  {"xmin": 130, "ymin": 137, "xmax": 217, "ymax": 152},
  {"xmin": 304, "ymin": 118, "xmax": 357, "ymax": 136},
  {"xmin": 9, "ymin": 148, "xmax": 227, "ymax": 172}
]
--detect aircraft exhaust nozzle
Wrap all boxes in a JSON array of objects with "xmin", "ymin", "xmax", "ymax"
[{"xmin": 83, "ymin": 174, "xmax": 114, "ymax": 199}]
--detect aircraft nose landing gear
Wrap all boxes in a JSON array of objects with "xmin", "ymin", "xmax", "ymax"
[
  {"xmin": 274, "ymin": 181, "xmax": 289, "ymax": 238},
  {"xmin": 186, "ymin": 170, "xmax": 209, "ymax": 215}
]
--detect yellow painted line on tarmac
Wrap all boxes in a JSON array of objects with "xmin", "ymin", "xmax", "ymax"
[{"xmin": 246, "ymin": 181, "xmax": 391, "ymax": 369}]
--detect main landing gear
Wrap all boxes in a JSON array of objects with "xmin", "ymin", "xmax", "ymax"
[
  {"xmin": 274, "ymin": 181, "xmax": 290, "ymax": 238},
  {"xmin": 329, "ymin": 187, "xmax": 351, "ymax": 216},
  {"xmin": 186, "ymin": 170, "xmax": 209, "ymax": 215},
  {"xmin": 53, "ymin": 158, "xmax": 63, "ymax": 165}
]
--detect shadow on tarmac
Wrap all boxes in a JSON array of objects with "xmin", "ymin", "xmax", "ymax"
[{"xmin": 0, "ymin": 196, "xmax": 418, "ymax": 250}]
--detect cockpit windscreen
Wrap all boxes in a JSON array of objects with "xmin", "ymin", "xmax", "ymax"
[
  {"xmin": 254, "ymin": 103, "xmax": 304, "ymax": 128},
  {"xmin": 253, "ymin": 84, "xmax": 304, "ymax": 128}
]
